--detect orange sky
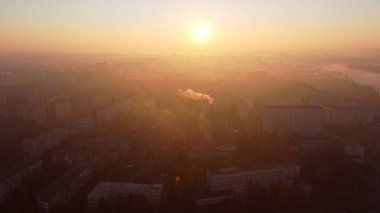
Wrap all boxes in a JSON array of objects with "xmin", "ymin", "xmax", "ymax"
[{"xmin": 1, "ymin": 0, "xmax": 380, "ymax": 54}]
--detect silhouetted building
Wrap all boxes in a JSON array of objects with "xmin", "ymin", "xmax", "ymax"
[
  {"xmin": 207, "ymin": 164, "xmax": 300, "ymax": 193},
  {"xmin": 263, "ymin": 105, "xmax": 323, "ymax": 135},
  {"xmin": 18, "ymin": 106, "xmax": 47, "ymax": 125},
  {"xmin": 37, "ymin": 164, "xmax": 93, "ymax": 212},
  {"xmin": 22, "ymin": 115, "xmax": 94, "ymax": 159},
  {"xmin": 195, "ymin": 190, "xmax": 235, "ymax": 206},
  {"xmin": 323, "ymin": 105, "xmax": 374, "ymax": 125},
  {"xmin": 294, "ymin": 135, "xmax": 331, "ymax": 150},
  {"xmin": 343, "ymin": 142, "xmax": 365, "ymax": 163},
  {"xmin": 88, "ymin": 182, "xmax": 163, "ymax": 210},
  {"xmin": 95, "ymin": 99, "xmax": 130, "ymax": 124},
  {"xmin": 54, "ymin": 101, "xmax": 73, "ymax": 119},
  {"xmin": 0, "ymin": 160, "xmax": 41, "ymax": 202}
]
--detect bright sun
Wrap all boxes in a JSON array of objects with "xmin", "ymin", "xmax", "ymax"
[{"xmin": 193, "ymin": 23, "xmax": 210, "ymax": 43}]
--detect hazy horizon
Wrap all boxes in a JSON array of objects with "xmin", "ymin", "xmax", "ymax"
[{"xmin": 3, "ymin": 2, "xmax": 380, "ymax": 213}]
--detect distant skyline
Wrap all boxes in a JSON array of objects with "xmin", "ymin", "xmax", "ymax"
[{"xmin": 1, "ymin": 0, "xmax": 380, "ymax": 54}]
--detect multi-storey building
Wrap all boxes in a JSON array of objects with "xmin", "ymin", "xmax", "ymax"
[
  {"xmin": 263, "ymin": 105, "xmax": 323, "ymax": 135},
  {"xmin": 95, "ymin": 99, "xmax": 131, "ymax": 124},
  {"xmin": 343, "ymin": 143, "xmax": 365, "ymax": 158},
  {"xmin": 207, "ymin": 145, "xmax": 237, "ymax": 158},
  {"xmin": 22, "ymin": 115, "xmax": 94, "ymax": 159},
  {"xmin": 207, "ymin": 164, "xmax": 300, "ymax": 193},
  {"xmin": 0, "ymin": 160, "xmax": 41, "ymax": 202},
  {"xmin": 195, "ymin": 190, "xmax": 235, "ymax": 206},
  {"xmin": 54, "ymin": 101, "xmax": 73, "ymax": 119},
  {"xmin": 18, "ymin": 107, "xmax": 47, "ymax": 125},
  {"xmin": 0, "ymin": 93, "xmax": 6, "ymax": 104},
  {"xmin": 52, "ymin": 139, "xmax": 130, "ymax": 168},
  {"xmin": 88, "ymin": 182, "xmax": 163, "ymax": 210},
  {"xmin": 22, "ymin": 132, "xmax": 54, "ymax": 159},
  {"xmin": 323, "ymin": 105, "xmax": 374, "ymax": 125},
  {"xmin": 294, "ymin": 135, "xmax": 332, "ymax": 151},
  {"xmin": 37, "ymin": 164, "xmax": 93, "ymax": 212}
]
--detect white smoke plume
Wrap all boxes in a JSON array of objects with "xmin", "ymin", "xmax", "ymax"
[{"xmin": 178, "ymin": 89, "xmax": 213, "ymax": 105}]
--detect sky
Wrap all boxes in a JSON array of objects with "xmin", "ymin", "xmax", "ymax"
[{"xmin": 1, "ymin": 0, "xmax": 380, "ymax": 54}]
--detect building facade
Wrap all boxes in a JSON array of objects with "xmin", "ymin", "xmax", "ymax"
[
  {"xmin": 343, "ymin": 143, "xmax": 365, "ymax": 158},
  {"xmin": 323, "ymin": 105, "xmax": 374, "ymax": 125},
  {"xmin": 195, "ymin": 190, "xmax": 235, "ymax": 206},
  {"xmin": 23, "ymin": 114, "xmax": 94, "ymax": 159},
  {"xmin": 0, "ymin": 160, "xmax": 42, "ymax": 202},
  {"xmin": 54, "ymin": 101, "xmax": 73, "ymax": 119},
  {"xmin": 207, "ymin": 164, "xmax": 300, "ymax": 193},
  {"xmin": 263, "ymin": 105, "xmax": 323, "ymax": 135},
  {"xmin": 88, "ymin": 182, "xmax": 163, "ymax": 210},
  {"xmin": 37, "ymin": 164, "xmax": 93, "ymax": 212}
]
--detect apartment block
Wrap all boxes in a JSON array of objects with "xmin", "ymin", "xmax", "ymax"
[{"xmin": 207, "ymin": 164, "xmax": 300, "ymax": 193}]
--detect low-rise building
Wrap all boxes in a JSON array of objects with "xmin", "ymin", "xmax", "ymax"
[
  {"xmin": 88, "ymin": 182, "xmax": 163, "ymax": 210},
  {"xmin": 343, "ymin": 143, "xmax": 365, "ymax": 162},
  {"xmin": 195, "ymin": 190, "xmax": 235, "ymax": 206},
  {"xmin": 343, "ymin": 143, "xmax": 364, "ymax": 157},
  {"xmin": 207, "ymin": 164, "xmax": 300, "ymax": 193}
]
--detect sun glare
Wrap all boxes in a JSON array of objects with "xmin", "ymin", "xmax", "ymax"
[{"xmin": 193, "ymin": 23, "xmax": 210, "ymax": 43}]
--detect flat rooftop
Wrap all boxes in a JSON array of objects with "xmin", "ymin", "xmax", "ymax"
[
  {"xmin": 208, "ymin": 163, "xmax": 300, "ymax": 175},
  {"xmin": 37, "ymin": 163, "xmax": 91, "ymax": 201},
  {"xmin": 195, "ymin": 189, "xmax": 235, "ymax": 199},
  {"xmin": 265, "ymin": 105, "xmax": 322, "ymax": 110},
  {"xmin": 88, "ymin": 182, "xmax": 163, "ymax": 197}
]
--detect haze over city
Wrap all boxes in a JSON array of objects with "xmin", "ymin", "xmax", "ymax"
[{"xmin": 1, "ymin": 1, "xmax": 380, "ymax": 213}]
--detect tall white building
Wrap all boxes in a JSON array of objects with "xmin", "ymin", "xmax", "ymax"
[
  {"xmin": 263, "ymin": 105, "xmax": 323, "ymax": 135},
  {"xmin": 88, "ymin": 182, "xmax": 163, "ymax": 210},
  {"xmin": 207, "ymin": 164, "xmax": 300, "ymax": 193}
]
